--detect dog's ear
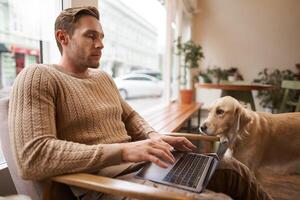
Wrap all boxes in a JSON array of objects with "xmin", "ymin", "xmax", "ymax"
[
  {"xmin": 238, "ymin": 100, "xmax": 248, "ymax": 109},
  {"xmin": 235, "ymin": 106, "xmax": 252, "ymax": 132}
]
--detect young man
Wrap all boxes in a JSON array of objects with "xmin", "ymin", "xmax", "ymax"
[{"xmin": 8, "ymin": 6, "xmax": 272, "ymax": 200}]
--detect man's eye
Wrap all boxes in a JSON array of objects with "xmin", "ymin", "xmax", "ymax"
[
  {"xmin": 88, "ymin": 34, "xmax": 95, "ymax": 39},
  {"xmin": 216, "ymin": 109, "xmax": 224, "ymax": 115}
]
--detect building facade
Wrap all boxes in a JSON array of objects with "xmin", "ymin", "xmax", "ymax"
[
  {"xmin": 99, "ymin": 0, "xmax": 159, "ymax": 77},
  {"xmin": 0, "ymin": 0, "xmax": 41, "ymax": 88}
]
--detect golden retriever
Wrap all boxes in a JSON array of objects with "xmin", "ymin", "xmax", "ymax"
[{"xmin": 200, "ymin": 96, "xmax": 300, "ymax": 175}]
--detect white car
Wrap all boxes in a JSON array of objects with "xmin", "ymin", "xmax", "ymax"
[
  {"xmin": 114, "ymin": 74, "xmax": 163, "ymax": 99},
  {"xmin": 131, "ymin": 70, "xmax": 162, "ymax": 80}
]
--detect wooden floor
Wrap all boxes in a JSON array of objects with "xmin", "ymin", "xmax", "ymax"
[{"xmin": 258, "ymin": 174, "xmax": 300, "ymax": 200}]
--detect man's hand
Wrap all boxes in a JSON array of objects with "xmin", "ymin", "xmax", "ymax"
[
  {"xmin": 121, "ymin": 138, "xmax": 176, "ymax": 168},
  {"xmin": 149, "ymin": 132, "xmax": 197, "ymax": 152}
]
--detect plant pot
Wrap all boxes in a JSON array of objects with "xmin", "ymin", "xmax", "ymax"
[
  {"xmin": 198, "ymin": 76, "xmax": 204, "ymax": 83},
  {"xmin": 211, "ymin": 77, "xmax": 218, "ymax": 84},
  {"xmin": 180, "ymin": 89, "xmax": 193, "ymax": 104},
  {"xmin": 228, "ymin": 75, "xmax": 236, "ymax": 82}
]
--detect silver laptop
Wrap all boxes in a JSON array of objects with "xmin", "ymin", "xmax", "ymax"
[{"xmin": 135, "ymin": 140, "xmax": 228, "ymax": 193}]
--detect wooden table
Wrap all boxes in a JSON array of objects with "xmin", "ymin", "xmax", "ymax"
[{"xmin": 195, "ymin": 83, "xmax": 273, "ymax": 110}]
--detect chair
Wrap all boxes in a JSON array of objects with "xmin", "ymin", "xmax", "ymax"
[
  {"xmin": 0, "ymin": 97, "xmax": 220, "ymax": 200},
  {"xmin": 0, "ymin": 97, "xmax": 44, "ymax": 200},
  {"xmin": 279, "ymin": 80, "xmax": 300, "ymax": 113}
]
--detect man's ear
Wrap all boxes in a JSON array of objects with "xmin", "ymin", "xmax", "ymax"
[{"xmin": 56, "ymin": 30, "xmax": 69, "ymax": 45}]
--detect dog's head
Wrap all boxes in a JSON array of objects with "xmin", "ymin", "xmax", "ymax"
[{"xmin": 200, "ymin": 96, "xmax": 252, "ymax": 139}]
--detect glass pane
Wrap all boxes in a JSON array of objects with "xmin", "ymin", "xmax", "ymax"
[
  {"xmin": 0, "ymin": 0, "xmax": 61, "ymax": 164},
  {"xmin": 0, "ymin": 0, "xmax": 61, "ymax": 91},
  {"xmin": 99, "ymin": 0, "xmax": 166, "ymax": 112}
]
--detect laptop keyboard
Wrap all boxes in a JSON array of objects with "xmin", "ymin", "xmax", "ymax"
[{"xmin": 163, "ymin": 154, "xmax": 209, "ymax": 188}]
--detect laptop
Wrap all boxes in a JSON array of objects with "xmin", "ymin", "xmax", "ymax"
[{"xmin": 135, "ymin": 140, "xmax": 228, "ymax": 193}]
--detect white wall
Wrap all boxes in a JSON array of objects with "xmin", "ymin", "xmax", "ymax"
[
  {"xmin": 192, "ymin": 0, "xmax": 300, "ymax": 80},
  {"xmin": 192, "ymin": 0, "xmax": 300, "ymax": 110}
]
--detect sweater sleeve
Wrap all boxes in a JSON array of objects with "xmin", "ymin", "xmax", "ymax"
[
  {"xmin": 103, "ymin": 72, "xmax": 156, "ymax": 141},
  {"xmin": 8, "ymin": 65, "xmax": 123, "ymax": 180},
  {"xmin": 120, "ymin": 98, "xmax": 157, "ymax": 141}
]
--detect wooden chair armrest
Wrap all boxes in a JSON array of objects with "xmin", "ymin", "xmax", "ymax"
[
  {"xmin": 51, "ymin": 173, "xmax": 196, "ymax": 200},
  {"xmin": 164, "ymin": 132, "xmax": 220, "ymax": 142}
]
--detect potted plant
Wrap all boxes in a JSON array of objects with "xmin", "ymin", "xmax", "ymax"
[
  {"xmin": 211, "ymin": 67, "xmax": 228, "ymax": 83},
  {"xmin": 253, "ymin": 65, "xmax": 300, "ymax": 113},
  {"xmin": 198, "ymin": 67, "xmax": 231, "ymax": 84},
  {"xmin": 175, "ymin": 37, "xmax": 204, "ymax": 104},
  {"xmin": 198, "ymin": 71, "xmax": 212, "ymax": 83},
  {"xmin": 226, "ymin": 67, "xmax": 244, "ymax": 82}
]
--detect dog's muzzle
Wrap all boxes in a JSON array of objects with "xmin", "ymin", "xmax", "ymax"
[{"xmin": 199, "ymin": 124, "xmax": 208, "ymax": 134}]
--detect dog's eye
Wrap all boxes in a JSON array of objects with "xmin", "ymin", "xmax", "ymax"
[{"xmin": 216, "ymin": 109, "xmax": 224, "ymax": 115}]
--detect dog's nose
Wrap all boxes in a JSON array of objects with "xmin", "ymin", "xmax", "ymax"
[{"xmin": 200, "ymin": 124, "xmax": 207, "ymax": 133}]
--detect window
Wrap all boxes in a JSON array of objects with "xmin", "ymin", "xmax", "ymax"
[
  {"xmin": 0, "ymin": 0, "xmax": 61, "ymax": 166},
  {"xmin": 100, "ymin": 0, "xmax": 166, "ymax": 111},
  {"xmin": 0, "ymin": 0, "xmax": 167, "ymax": 165}
]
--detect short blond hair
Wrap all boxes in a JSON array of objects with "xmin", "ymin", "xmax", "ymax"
[{"xmin": 54, "ymin": 6, "xmax": 99, "ymax": 54}]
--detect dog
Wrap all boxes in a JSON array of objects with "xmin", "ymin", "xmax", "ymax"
[{"xmin": 200, "ymin": 96, "xmax": 300, "ymax": 175}]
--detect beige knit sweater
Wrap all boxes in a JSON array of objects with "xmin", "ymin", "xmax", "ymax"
[{"xmin": 8, "ymin": 64, "xmax": 155, "ymax": 180}]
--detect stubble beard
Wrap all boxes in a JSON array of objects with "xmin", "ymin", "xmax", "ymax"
[
  {"xmin": 74, "ymin": 54, "xmax": 100, "ymax": 70},
  {"xmin": 71, "ymin": 42, "xmax": 100, "ymax": 69},
  {"xmin": 88, "ymin": 61, "xmax": 100, "ymax": 69}
]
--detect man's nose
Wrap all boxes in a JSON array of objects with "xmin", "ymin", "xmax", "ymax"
[
  {"xmin": 95, "ymin": 39, "xmax": 104, "ymax": 49},
  {"xmin": 200, "ymin": 123, "xmax": 208, "ymax": 133}
]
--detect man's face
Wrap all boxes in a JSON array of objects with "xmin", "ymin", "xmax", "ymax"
[{"xmin": 66, "ymin": 15, "xmax": 104, "ymax": 69}]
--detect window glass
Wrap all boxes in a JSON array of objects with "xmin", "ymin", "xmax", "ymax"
[
  {"xmin": 0, "ymin": 0, "xmax": 61, "ymax": 91},
  {"xmin": 0, "ymin": 0, "xmax": 167, "ymax": 165},
  {"xmin": 99, "ymin": 0, "xmax": 166, "ymax": 111},
  {"xmin": 0, "ymin": 0, "xmax": 61, "ymax": 165}
]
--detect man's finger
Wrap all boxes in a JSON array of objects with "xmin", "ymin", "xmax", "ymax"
[
  {"xmin": 173, "ymin": 143, "xmax": 193, "ymax": 151},
  {"xmin": 173, "ymin": 146, "xmax": 187, "ymax": 152},
  {"xmin": 182, "ymin": 138, "xmax": 197, "ymax": 150},
  {"xmin": 156, "ymin": 139, "xmax": 174, "ymax": 151},
  {"xmin": 148, "ymin": 148, "xmax": 175, "ymax": 164},
  {"xmin": 147, "ymin": 154, "xmax": 168, "ymax": 168},
  {"xmin": 152, "ymin": 140, "xmax": 176, "ymax": 161}
]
